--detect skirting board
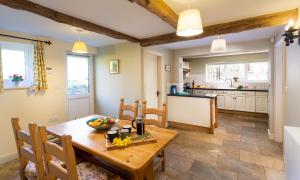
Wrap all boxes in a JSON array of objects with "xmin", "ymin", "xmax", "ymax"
[
  {"xmin": 268, "ymin": 129, "xmax": 275, "ymax": 140},
  {"xmin": 0, "ymin": 152, "xmax": 18, "ymax": 165},
  {"xmin": 168, "ymin": 121, "xmax": 210, "ymax": 133}
]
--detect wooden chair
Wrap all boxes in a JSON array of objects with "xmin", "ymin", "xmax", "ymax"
[
  {"xmin": 11, "ymin": 118, "xmax": 45, "ymax": 180},
  {"xmin": 38, "ymin": 126, "xmax": 119, "ymax": 180},
  {"xmin": 118, "ymin": 98, "xmax": 139, "ymax": 121},
  {"xmin": 141, "ymin": 101, "xmax": 167, "ymax": 171}
]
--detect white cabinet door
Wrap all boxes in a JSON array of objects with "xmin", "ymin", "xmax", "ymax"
[
  {"xmin": 245, "ymin": 95, "xmax": 255, "ymax": 112},
  {"xmin": 256, "ymin": 96, "xmax": 268, "ymax": 113},
  {"xmin": 224, "ymin": 95, "xmax": 235, "ymax": 110},
  {"xmin": 235, "ymin": 95, "xmax": 245, "ymax": 111},
  {"xmin": 217, "ymin": 95, "xmax": 225, "ymax": 109}
]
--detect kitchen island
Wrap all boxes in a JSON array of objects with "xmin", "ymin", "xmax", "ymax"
[{"xmin": 167, "ymin": 93, "xmax": 218, "ymax": 134}]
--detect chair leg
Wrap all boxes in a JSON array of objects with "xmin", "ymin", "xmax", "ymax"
[{"xmin": 161, "ymin": 150, "xmax": 165, "ymax": 171}]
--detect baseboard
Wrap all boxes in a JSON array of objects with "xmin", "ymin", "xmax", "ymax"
[
  {"xmin": 219, "ymin": 109, "xmax": 269, "ymax": 119},
  {"xmin": 0, "ymin": 152, "xmax": 18, "ymax": 165},
  {"xmin": 268, "ymin": 129, "xmax": 275, "ymax": 140},
  {"xmin": 168, "ymin": 121, "xmax": 210, "ymax": 133}
]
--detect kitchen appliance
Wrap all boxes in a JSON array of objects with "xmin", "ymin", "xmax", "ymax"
[{"xmin": 171, "ymin": 85, "xmax": 177, "ymax": 95}]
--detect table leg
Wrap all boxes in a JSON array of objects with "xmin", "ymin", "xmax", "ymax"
[{"xmin": 132, "ymin": 161, "xmax": 154, "ymax": 180}]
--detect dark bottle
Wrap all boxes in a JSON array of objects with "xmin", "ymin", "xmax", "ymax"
[
  {"xmin": 132, "ymin": 116, "xmax": 145, "ymax": 135},
  {"xmin": 192, "ymin": 80, "xmax": 195, "ymax": 88}
]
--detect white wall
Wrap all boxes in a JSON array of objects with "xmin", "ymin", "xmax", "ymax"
[
  {"xmin": 94, "ymin": 43, "xmax": 173, "ymax": 117},
  {"xmin": 184, "ymin": 52, "xmax": 270, "ymax": 89},
  {"xmin": 285, "ymin": 42, "xmax": 300, "ymax": 127},
  {"xmin": 0, "ymin": 29, "xmax": 97, "ymax": 163},
  {"xmin": 95, "ymin": 42, "xmax": 143, "ymax": 117}
]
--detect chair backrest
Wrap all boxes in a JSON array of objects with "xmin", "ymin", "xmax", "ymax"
[
  {"xmin": 11, "ymin": 118, "xmax": 45, "ymax": 180},
  {"xmin": 119, "ymin": 98, "xmax": 139, "ymax": 121},
  {"xmin": 38, "ymin": 126, "xmax": 78, "ymax": 180},
  {"xmin": 142, "ymin": 100, "xmax": 167, "ymax": 128}
]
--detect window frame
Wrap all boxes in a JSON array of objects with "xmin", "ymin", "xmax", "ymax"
[
  {"xmin": 1, "ymin": 41, "xmax": 34, "ymax": 89},
  {"xmin": 205, "ymin": 61, "xmax": 269, "ymax": 83}
]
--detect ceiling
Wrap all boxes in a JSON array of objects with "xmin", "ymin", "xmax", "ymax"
[
  {"xmin": 157, "ymin": 26, "xmax": 284, "ymax": 49},
  {"xmin": 0, "ymin": 0, "xmax": 299, "ymax": 48},
  {"xmin": 164, "ymin": 0, "xmax": 300, "ymax": 26}
]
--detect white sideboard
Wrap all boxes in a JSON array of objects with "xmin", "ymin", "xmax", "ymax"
[{"xmin": 284, "ymin": 126, "xmax": 300, "ymax": 180}]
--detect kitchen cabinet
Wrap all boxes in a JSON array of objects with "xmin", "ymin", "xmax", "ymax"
[
  {"xmin": 235, "ymin": 95, "xmax": 245, "ymax": 111},
  {"xmin": 217, "ymin": 95, "xmax": 225, "ymax": 109},
  {"xmin": 244, "ymin": 95, "xmax": 256, "ymax": 112},
  {"xmin": 224, "ymin": 95, "xmax": 235, "ymax": 110},
  {"xmin": 256, "ymin": 94, "xmax": 268, "ymax": 113}
]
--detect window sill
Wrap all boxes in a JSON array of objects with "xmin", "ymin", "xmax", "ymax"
[{"xmin": 4, "ymin": 86, "xmax": 30, "ymax": 90}]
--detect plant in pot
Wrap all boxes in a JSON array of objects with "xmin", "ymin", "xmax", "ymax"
[{"xmin": 10, "ymin": 74, "xmax": 24, "ymax": 86}]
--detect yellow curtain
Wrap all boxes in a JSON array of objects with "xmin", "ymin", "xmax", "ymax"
[
  {"xmin": 33, "ymin": 42, "xmax": 47, "ymax": 91},
  {"xmin": 0, "ymin": 47, "xmax": 3, "ymax": 93}
]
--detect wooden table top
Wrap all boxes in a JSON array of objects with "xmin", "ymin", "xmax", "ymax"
[{"xmin": 47, "ymin": 115, "xmax": 177, "ymax": 173}]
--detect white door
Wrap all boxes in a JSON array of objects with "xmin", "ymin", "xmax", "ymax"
[
  {"xmin": 224, "ymin": 95, "xmax": 235, "ymax": 110},
  {"xmin": 235, "ymin": 95, "xmax": 245, "ymax": 111},
  {"xmin": 256, "ymin": 96, "xmax": 268, "ymax": 113},
  {"xmin": 143, "ymin": 52, "xmax": 159, "ymax": 118},
  {"xmin": 244, "ymin": 95, "xmax": 255, "ymax": 112},
  {"xmin": 67, "ymin": 54, "xmax": 94, "ymax": 120}
]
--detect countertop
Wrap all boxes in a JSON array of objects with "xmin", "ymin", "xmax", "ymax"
[
  {"xmin": 168, "ymin": 93, "xmax": 217, "ymax": 99},
  {"xmin": 188, "ymin": 87, "xmax": 269, "ymax": 92}
]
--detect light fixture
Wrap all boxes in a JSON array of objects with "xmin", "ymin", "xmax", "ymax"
[
  {"xmin": 176, "ymin": 0, "xmax": 203, "ymax": 37},
  {"xmin": 72, "ymin": 29, "xmax": 88, "ymax": 53},
  {"xmin": 282, "ymin": 19, "xmax": 300, "ymax": 46},
  {"xmin": 211, "ymin": 37, "xmax": 227, "ymax": 53}
]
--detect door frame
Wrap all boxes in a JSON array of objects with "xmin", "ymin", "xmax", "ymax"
[
  {"xmin": 142, "ymin": 49, "xmax": 165, "ymax": 108},
  {"xmin": 66, "ymin": 52, "xmax": 94, "ymax": 120}
]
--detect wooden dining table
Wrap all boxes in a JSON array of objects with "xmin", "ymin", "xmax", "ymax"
[{"xmin": 47, "ymin": 115, "xmax": 177, "ymax": 180}]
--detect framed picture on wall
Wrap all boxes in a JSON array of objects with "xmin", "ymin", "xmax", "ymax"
[{"xmin": 109, "ymin": 60, "xmax": 119, "ymax": 74}]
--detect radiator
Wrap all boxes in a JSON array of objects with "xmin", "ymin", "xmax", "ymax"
[{"xmin": 284, "ymin": 126, "xmax": 300, "ymax": 180}]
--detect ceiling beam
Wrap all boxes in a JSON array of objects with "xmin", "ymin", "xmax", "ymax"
[
  {"xmin": 140, "ymin": 9, "xmax": 298, "ymax": 47},
  {"xmin": 128, "ymin": 0, "xmax": 178, "ymax": 28},
  {"xmin": 0, "ymin": 0, "xmax": 139, "ymax": 42}
]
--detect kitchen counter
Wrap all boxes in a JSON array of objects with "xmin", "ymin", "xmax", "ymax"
[
  {"xmin": 188, "ymin": 87, "xmax": 269, "ymax": 92},
  {"xmin": 167, "ymin": 93, "xmax": 217, "ymax": 99}
]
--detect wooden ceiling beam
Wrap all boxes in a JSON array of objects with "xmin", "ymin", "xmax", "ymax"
[
  {"xmin": 129, "ymin": 0, "xmax": 178, "ymax": 28},
  {"xmin": 0, "ymin": 0, "xmax": 139, "ymax": 42},
  {"xmin": 140, "ymin": 9, "xmax": 298, "ymax": 47}
]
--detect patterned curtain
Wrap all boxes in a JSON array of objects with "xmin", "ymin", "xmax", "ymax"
[
  {"xmin": 33, "ymin": 42, "xmax": 47, "ymax": 91},
  {"xmin": 0, "ymin": 47, "xmax": 3, "ymax": 93}
]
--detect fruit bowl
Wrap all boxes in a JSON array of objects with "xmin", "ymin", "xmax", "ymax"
[{"xmin": 86, "ymin": 117, "xmax": 117, "ymax": 131}]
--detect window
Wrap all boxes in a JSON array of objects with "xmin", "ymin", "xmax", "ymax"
[
  {"xmin": 1, "ymin": 42, "xmax": 34, "ymax": 88},
  {"xmin": 67, "ymin": 55, "xmax": 90, "ymax": 95},
  {"xmin": 206, "ymin": 61, "xmax": 269, "ymax": 82}
]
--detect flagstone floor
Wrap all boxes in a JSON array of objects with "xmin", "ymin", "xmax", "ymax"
[{"xmin": 0, "ymin": 112, "xmax": 284, "ymax": 180}]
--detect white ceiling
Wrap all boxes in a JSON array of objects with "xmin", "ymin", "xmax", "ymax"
[
  {"xmin": 164, "ymin": 0, "xmax": 300, "ymax": 26},
  {"xmin": 29, "ymin": 0, "xmax": 175, "ymax": 38},
  {"xmin": 0, "ymin": 0, "xmax": 298, "ymax": 48},
  {"xmin": 157, "ymin": 26, "xmax": 284, "ymax": 49},
  {"xmin": 0, "ymin": 5, "xmax": 125, "ymax": 47}
]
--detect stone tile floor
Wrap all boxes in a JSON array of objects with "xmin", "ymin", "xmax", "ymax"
[{"xmin": 0, "ymin": 113, "xmax": 284, "ymax": 180}]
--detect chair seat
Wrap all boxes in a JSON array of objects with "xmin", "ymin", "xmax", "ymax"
[
  {"xmin": 24, "ymin": 156, "xmax": 64, "ymax": 177},
  {"xmin": 76, "ymin": 162, "xmax": 111, "ymax": 180}
]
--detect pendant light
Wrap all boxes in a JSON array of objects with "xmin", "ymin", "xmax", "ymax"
[
  {"xmin": 211, "ymin": 36, "xmax": 227, "ymax": 53},
  {"xmin": 176, "ymin": 0, "xmax": 203, "ymax": 37},
  {"xmin": 72, "ymin": 29, "xmax": 88, "ymax": 54}
]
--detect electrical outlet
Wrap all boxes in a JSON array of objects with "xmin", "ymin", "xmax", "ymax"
[{"xmin": 49, "ymin": 116, "xmax": 58, "ymax": 123}]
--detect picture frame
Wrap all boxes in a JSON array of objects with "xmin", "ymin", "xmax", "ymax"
[
  {"xmin": 165, "ymin": 65, "xmax": 172, "ymax": 72},
  {"xmin": 109, "ymin": 60, "xmax": 119, "ymax": 74}
]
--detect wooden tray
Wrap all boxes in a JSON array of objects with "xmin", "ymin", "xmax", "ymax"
[{"xmin": 106, "ymin": 131, "xmax": 157, "ymax": 150}]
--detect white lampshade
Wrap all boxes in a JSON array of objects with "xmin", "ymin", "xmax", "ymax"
[
  {"xmin": 72, "ymin": 40, "xmax": 88, "ymax": 54},
  {"xmin": 176, "ymin": 9, "xmax": 203, "ymax": 37},
  {"xmin": 211, "ymin": 39, "xmax": 226, "ymax": 53}
]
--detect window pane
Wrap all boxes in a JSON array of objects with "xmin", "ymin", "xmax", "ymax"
[
  {"xmin": 67, "ymin": 55, "xmax": 89, "ymax": 95},
  {"xmin": 247, "ymin": 62, "xmax": 269, "ymax": 81},
  {"xmin": 2, "ymin": 49, "xmax": 26, "ymax": 79}
]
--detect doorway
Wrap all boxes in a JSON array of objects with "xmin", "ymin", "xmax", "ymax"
[
  {"xmin": 143, "ymin": 49, "xmax": 164, "ymax": 118},
  {"xmin": 67, "ymin": 53, "xmax": 94, "ymax": 120}
]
